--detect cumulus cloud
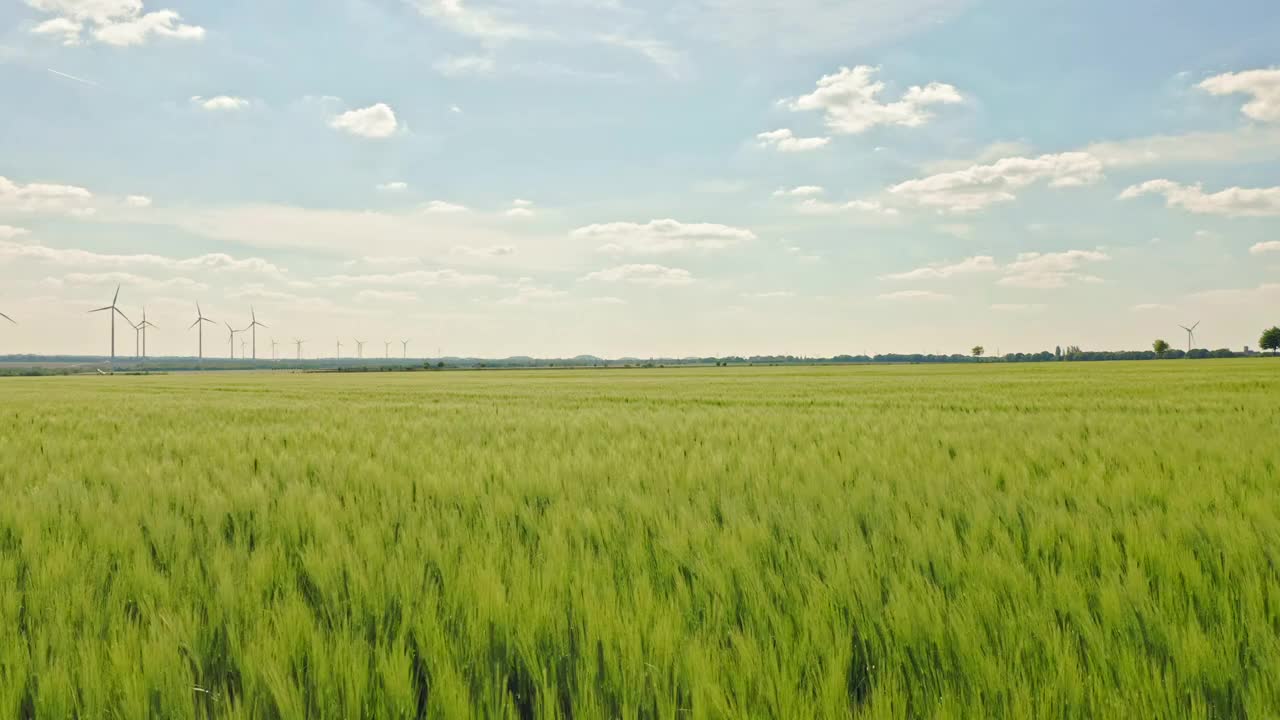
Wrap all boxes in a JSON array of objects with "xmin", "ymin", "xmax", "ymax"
[
  {"xmin": 47, "ymin": 271, "xmax": 207, "ymax": 292},
  {"xmin": 889, "ymin": 152, "xmax": 1104, "ymax": 212},
  {"xmin": 0, "ymin": 226, "xmax": 30, "ymax": 240},
  {"xmin": 1119, "ymin": 180, "xmax": 1280, "ymax": 217},
  {"xmin": 1199, "ymin": 68, "xmax": 1280, "ymax": 123},
  {"xmin": 453, "ymin": 245, "xmax": 516, "ymax": 257},
  {"xmin": 580, "ymin": 264, "xmax": 695, "ymax": 286},
  {"xmin": 883, "ymin": 255, "xmax": 998, "ymax": 280},
  {"xmin": 795, "ymin": 198, "xmax": 898, "ymax": 216},
  {"xmin": 0, "ymin": 175, "xmax": 94, "ymax": 214},
  {"xmin": 886, "ymin": 250, "xmax": 1109, "ymax": 289},
  {"xmin": 1084, "ymin": 126, "xmax": 1280, "ymax": 168},
  {"xmin": 991, "ymin": 303, "xmax": 1046, "ymax": 312},
  {"xmin": 1251, "ymin": 241, "xmax": 1280, "ymax": 255},
  {"xmin": 496, "ymin": 283, "xmax": 567, "ymax": 305},
  {"xmin": 743, "ymin": 290, "xmax": 795, "ymax": 298},
  {"xmin": 1191, "ymin": 283, "xmax": 1280, "ymax": 305},
  {"xmin": 433, "ymin": 54, "xmax": 497, "ymax": 76},
  {"xmin": 26, "ymin": 0, "xmax": 204, "ymax": 46},
  {"xmin": 773, "ymin": 186, "xmax": 825, "ymax": 197},
  {"xmin": 998, "ymin": 250, "xmax": 1109, "ymax": 288},
  {"xmin": 191, "ymin": 95, "xmax": 248, "ymax": 111},
  {"xmin": 318, "ymin": 269, "xmax": 499, "ymax": 288},
  {"xmin": 573, "ymin": 219, "xmax": 755, "ymax": 254},
  {"xmin": 505, "ymin": 199, "xmax": 535, "ymax": 218},
  {"xmin": 785, "ymin": 65, "xmax": 962, "ymax": 135},
  {"xmin": 377, "ymin": 181, "xmax": 409, "ymax": 192},
  {"xmin": 590, "ymin": 296, "xmax": 626, "ymax": 305},
  {"xmin": 1132, "ymin": 303, "xmax": 1175, "ymax": 311},
  {"xmin": 409, "ymin": 0, "xmax": 530, "ymax": 41},
  {"xmin": 0, "ymin": 239, "xmax": 290, "ymax": 277},
  {"xmin": 756, "ymin": 129, "xmax": 830, "ymax": 152},
  {"xmin": 330, "ymin": 103, "xmax": 399, "ymax": 139},
  {"xmin": 125, "ymin": 195, "xmax": 152, "ymax": 208},
  {"xmin": 356, "ymin": 289, "xmax": 420, "ymax": 303},
  {"xmin": 422, "ymin": 200, "xmax": 469, "ymax": 214},
  {"xmin": 877, "ymin": 290, "xmax": 951, "ymax": 301}
]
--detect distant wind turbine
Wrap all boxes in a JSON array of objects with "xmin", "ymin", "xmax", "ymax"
[
  {"xmin": 188, "ymin": 303, "xmax": 215, "ymax": 364},
  {"xmin": 137, "ymin": 308, "xmax": 158, "ymax": 361},
  {"xmin": 271, "ymin": 338, "xmax": 279, "ymax": 361},
  {"xmin": 88, "ymin": 286, "xmax": 132, "ymax": 371},
  {"xmin": 1178, "ymin": 321, "xmax": 1200, "ymax": 353},
  {"xmin": 294, "ymin": 338, "xmax": 305, "ymax": 360},
  {"xmin": 246, "ymin": 306, "xmax": 268, "ymax": 359},
  {"xmin": 336, "ymin": 338, "xmax": 343, "ymax": 360},
  {"xmin": 355, "ymin": 339, "xmax": 366, "ymax": 359},
  {"xmin": 401, "ymin": 339, "xmax": 409, "ymax": 358},
  {"xmin": 226, "ymin": 322, "xmax": 241, "ymax": 359},
  {"xmin": 384, "ymin": 340, "xmax": 392, "ymax": 359}
]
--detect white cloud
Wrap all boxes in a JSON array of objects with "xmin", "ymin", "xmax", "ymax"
[
  {"xmin": 319, "ymin": 269, "xmax": 499, "ymax": 288},
  {"xmin": 590, "ymin": 296, "xmax": 626, "ymax": 305},
  {"xmin": 998, "ymin": 250, "xmax": 1109, "ymax": 288},
  {"xmin": 1191, "ymin": 283, "xmax": 1280, "ymax": 305},
  {"xmin": 991, "ymin": 303, "xmax": 1046, "ymax": 312},
  {"xmin": 504, "ymin": 199, "xmax": 536, "ymax": 218},
  {"xmin": 0, "ymin": 226, "xmax": 30, "ymax": 239},
  {"xmin": 889, "ymin": 152, "xmax": 1104, "ymax": 212},
  {"xmin": 877, "ymin": 290, "xmax": 951, "ymax": 301},
  {"xmin": 883, "ymin": 255, "xmax": 997, "ymax": 280},
  {"xmin": 125, "ymin": 195, "xmax": 152, "ymax": 208},
  {"xmin": 330, "ymin": 103, "xmax": 399, "ymax": 139},
  {"xmin": 422, "ymin": 200, "xmax": 469, "ymax": 214},
  {"xmin": 744, "ymin": 290, "xmax": 795, "ymax": 298},
  {"xmin": 574, "ymin": 219, "xmax": 755, "ymax": 254},
  {"xmin": 756, "ymin": 128, "xmax": 830, "ymax": 152},
  {"xmin": 49, "ymin": 271, "xmax": 207, "ymax": 292},
  {"xmin": 596, "ymin": 34, "xmax": 685, "ymax": 78},
  {"xmin": 936, "ymin": 223, "xmax": 973, "ymax": 239},
  {"xmin": 1199, "ymin": 68, "xmax": 1280, "ymax": 123},
  {"xmin": 191, "ymin": 95, "xmax": 248, "ymax": 111},
  {"xmin": 795, "ymin": 198, "xmax": 898, "ymax": 216},
  {"xmin": 1132, "ymin": 303, "xmax": 1175, "ymax": 311},
  {"xmin": 512, "ymin": 198, "xmax": 533, "ymax": 207},
  {"xmin": 1251, "ymin": 241, "xmax": 1280, "ymax": 255},
  {"xmin": 0, "ymin": 240, "xmax": 290, "ymax": 281},
  {"xmin": 0, "ymin": 175, "xmax": 94, "ymax": 214},
  {"xmin": 450, "ymin": 104, "xmax": 463, "ymax": 113},
  {"xmin": 1085, "ymin": 126, "xmax": 1280, "ymax": 168},
  {"xmin": 356, "ymin": 289, "xmax": 420, "ymax": 303},
  {"xmin": 433, "ymin": 54, "xmax": 496, "ymax": 76},
  {"xmin": 453, "ymin": 245, "xmax": 516, "ymax": 257},
  {"xmin": 377, "ymin": 181, "xmax": 409, "ymax": 192},
  {"xmin": 785, "ymin": 65, "xmax": 962, "ymax": 135},
  {"xmin": 410, "ymin": 0, "xmax": 530, "ymax": 41},
  {"xmin": 580, "ymin": 264, "xmax": 695, "ymax": 286},
  {"xmin": 1119, "ymin": 180, "xmax": 1280, "ymax": 217},
  {"xmin": 772, "ymin": 185, "xmax": 825, "ymax": 197},
  {"xmin": 497, "ymin": 284, "xmax": 567, "ymax": 305},
  {"xmin": 26, "ymin": 0, "xmax": 204, "ymax": 46}
]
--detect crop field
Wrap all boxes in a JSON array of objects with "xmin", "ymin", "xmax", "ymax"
[{"xmin": 1, "ymin": 361, "xmax": 1278, "ymax": 718}]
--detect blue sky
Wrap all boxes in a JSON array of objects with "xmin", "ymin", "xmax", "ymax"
[{"xmin": 1, "ymin": 0, "xmax": 1278, "ymax": 358}]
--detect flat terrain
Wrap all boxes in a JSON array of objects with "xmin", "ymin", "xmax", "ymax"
[{"xmin": 1, "ymin": 362, "xmax": 1278, "ymax": 718}]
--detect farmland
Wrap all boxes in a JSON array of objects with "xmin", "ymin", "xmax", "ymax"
[{"xmin": 1, "ymin": 361, "xmax": 1278, "ymax": 718}]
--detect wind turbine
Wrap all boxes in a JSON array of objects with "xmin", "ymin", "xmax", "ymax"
[
  {"xmin": 355, "ymin": 339, "xmax": 366, "ymax": 359},
  {"xmin": 294, "ymin": 339, "xmax": 305, "ymax": 360},
  {"xmin": 188, "ymin": 303, "xmax": 215, "ymax": 364},
  {"xmin": 336, "ymin": 338, "xmax": 343, "ymax": 360},
  {"xmin": 246, "ymin": 306, "xmax": 268, "ymax": 359},
  {"xmin": 137, "ymin": 308, "xmax": 158, "ymax": 361},
  {"xmin": 271, "ymin": 338, "xmax": 279, "ymax": 361},
  {"xmin": 88, "ymin": 286, "xmax": 132, "ymax": 371},
  {"xmin": 1178, "ymin": 321, "xmax": 1200, "ymax": 353},
  {"xmin": 401, "ymin": 339, "xmax": 409, "ymax": 359},
  {"xmin": 226, "ymin": 322, "xmax": 241, "ymax": 359},
  {"xmin": 384, "ymin": 340, "xmax": 392, "ymax": 359},
  {"xmin": 240, "ymin": 337, "xmax": 248, "ymax": 359}
]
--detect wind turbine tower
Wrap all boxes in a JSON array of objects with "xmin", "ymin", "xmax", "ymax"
[
  {"xmin": 355, "ymin": 339, "xmax": 366, "ymax": 359},
  {"xmin": 89, "ymin": 286, "xmax": 132, "ymax": 371},
  {"xmin": 336, "ymin": 338, "xmax": 343, "ymax": 360},
  {"xmin": 189, "ymin": 304, "xmax": 215, "ymax": 365},
  {"xmin": 271, "ymin": 338, "xmax": 279, "ymax": 361},
  {"xmin": 247, "ymin": 306, "xmax": 268, "ymax": 359},
  {"xmin": 294, "ymin": 339, "xmax": 305, "ymax": 360},
  {"xmin": 1178, "ymin": 321, "xmax": 1200, "ymax": 353},
  {"xmin": 401, "ymin": 339, "xmax": 409, "ymax": 359},
  {"xmin": 137, "ymin": 308, "xmax": 158, "ymax": 361},
  {"xmin": 384, "ymin": 340, "xmax": 392, "ymax": 359},
  {"xmin": 226, "ymin": 322, "xmax": 241, "ymax": 359}
]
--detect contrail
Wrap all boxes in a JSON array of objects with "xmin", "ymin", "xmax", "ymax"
[{"xmin": 48, "ymin": 68, "xmax": 100, "ymax": 87}]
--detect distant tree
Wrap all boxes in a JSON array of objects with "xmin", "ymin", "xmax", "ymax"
[
  {"xmin": 1153, "ymin": 339, "xmax": 1170, "ymax": 357},
  {"xmin": 1055, "ymin": 345, "xmax": 1062, "ymax": 360},
  {"xmin": 971, "ymin": 346, "xmax": 985, "ymax": 359},
  {"xmin": 1261, "ymin": 327, "xmax": 1280, "ymax": 355}
]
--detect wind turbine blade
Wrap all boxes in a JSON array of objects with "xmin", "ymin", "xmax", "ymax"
[
  {"xmin": 115, "ymin": 308, "xmax": 133, "ymax": 325},
  {"xmin": 89, "ymin": 306, "xmax": 112, "ymax": 313},
  {"xmin": 0, "ymin": 312, "xmax": 14, "ymax": 324},
  {"xmin": 112, "ymin": 285, "xmax": 120, "ymax": 305},
  {"xmin": 189, "ymin": 318, "xmax": 201, "ymax": 330},
  {"xmin": 1192, "ymin": 321, "xmax": 1200, "ymax": 331}
]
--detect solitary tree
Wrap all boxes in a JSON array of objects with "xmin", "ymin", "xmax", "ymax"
[
  {"xmin": 1153, "ymin": 339, "xmax": 1170, "ymax": 357},
  {"xmin": 1261, "ymin": 327, "xmax": 1280, "ymax": 355},
  {"xmin": 971, "ymin": 345, "xmax": 985, "ymax": 359}
]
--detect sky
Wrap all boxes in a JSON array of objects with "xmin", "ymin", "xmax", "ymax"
[{"xmin": 1, "ymin": 0, "xmax": 1278, "ymax": 359}]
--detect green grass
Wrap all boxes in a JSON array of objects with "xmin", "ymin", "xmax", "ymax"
[{"xmin": 1, "ymin": 361, "xmax": 1278, "ymax": 718}]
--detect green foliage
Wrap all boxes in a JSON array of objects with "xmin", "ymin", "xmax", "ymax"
[
  {"xmin": 971, "ymin": 345, "xmax": 984, "ymax": 358},
  {"xmin": 1261, "ymin": 326, "xmax": 1280, "ymax": 354},
  {"xmin": 1, "ymin": 362, "xmax": 1279, "ymax": 718},
  {"xmin": 1153, "ymin": 339, "xmax": 1170, "ymax": 356}
]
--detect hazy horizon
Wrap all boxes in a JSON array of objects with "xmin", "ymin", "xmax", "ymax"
[{"xmin": 2, "ymin": 1, "xmax": 1279, "ymax": 358}]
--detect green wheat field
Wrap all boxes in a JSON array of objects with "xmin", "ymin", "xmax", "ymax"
[{"xmin": 1, "ymin": 361, "xmax": 1278, "ymax": 718}]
